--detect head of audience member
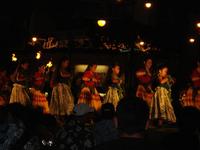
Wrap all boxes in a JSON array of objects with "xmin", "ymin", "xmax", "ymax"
[
  {"xmin": 101, "ymin": 103, "xmax": 115, "ymax": 120},
  {"xmin": 116, "ymin": 98, "xmax": 149, "ymax": 135},
  {"xmin": 179, "ymin": 107, "xmax": 200, "ymax": 133}
]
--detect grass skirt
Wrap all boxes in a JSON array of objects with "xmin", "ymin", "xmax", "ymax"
[
  {"xmin": 50, "ymin": 83, "xmax": 74, "ymax": 116},
  {"xmin": 136, "ymin": 84, "xmax": 153, "ymax": 106},
  {"xmin": 10, "ymin": 83, "xmax": 31, "ymax": 106},
  {"xmin": 78, "ymin": 87, "xmax": 102, "ymax": 111},
  {"xmin": 104, "ymin": 87, "xmax": 122, "ymax": 110},
  {"xmin": 30, "ymin": 88, "xmax": 49, "ymax": 113},
  {"xmin": 149, "ymin": 86, "xmax": 176, "ymax": 123}
]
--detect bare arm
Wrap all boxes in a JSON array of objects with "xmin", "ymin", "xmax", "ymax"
[{"xmin": 60, "ymin": 71, "xmax": 71, "ymax": 78}]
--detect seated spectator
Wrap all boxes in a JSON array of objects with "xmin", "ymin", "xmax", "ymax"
[
  {"xmin": 55, "ymin": 103, "xmax": 95, "ymax": 150},
  {"xmin": 96, "ymin": 98, "xmax": 150, "ymax": 150},
  {"xmin": 162, "ymin": 106, "xmax": 200, "ymax": 150},
  {"xmin": 94, "ymin": 103, "xmax": 119, "ymax": 145}
]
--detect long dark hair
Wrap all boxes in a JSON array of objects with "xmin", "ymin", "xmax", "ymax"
[
  {"xmin": 106, "ymin": 63, "xmax": 120, "ymax": 85},
  {"xmin": 85, "ymin": 64, "xmax": 97, "ymax": 72},
  {"xmin": 52, "ymin": 56, "xmax": 71, "ymax": 84}
]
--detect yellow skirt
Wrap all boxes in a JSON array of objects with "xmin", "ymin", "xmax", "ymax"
[
  {"xmin": 78, "ymin": 87, "xmax": 102, "ymax": 111},
  {"xmin": 30, "ymin": 88, "xmax": 49, "ymax": 114}
]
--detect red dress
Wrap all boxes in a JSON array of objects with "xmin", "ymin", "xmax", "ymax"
[
  {"xmin": 30, "ymin": 71, "xmax": 49, "ymax": 113},
  {"xmin": 78, "ymin": 71, "xmax": 102, "ymax": 111},
  {"xmin": 136, "ymin": 68, "xmax": 153, "ymax": 106}
]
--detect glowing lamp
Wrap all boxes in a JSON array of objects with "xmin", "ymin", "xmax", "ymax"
[
  {"xmin": 139, "ymin": 41, "xmax": 145, "ymax": 46},
  {"xmin": 97, "ymin": 19, "xmax": 106, "ymax": 27},
  {"xmin": 189, "ymin": 38, "xmax": 195, "ymax": 43},
  {"xmin": 196, "ymin": 22, "xmax": 200, "ymax": 28},
  {"xmin": 32, "ymin": 37, "xmax": 37, "ymax": 42},
  {"xmin": 145, "ymin": 2, "xmax": 152, "ymax": 8}
]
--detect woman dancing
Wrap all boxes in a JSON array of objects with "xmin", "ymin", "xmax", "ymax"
[
  {"xmin": 10, "ymin": 60, "xmax": 31, "ymax": 106},
  {"xmin": 30, "ymin": 63, "xmax": 49, "ymax": 113},
  {"xmin": 149, "ymin": 65, "xmax": 176, "ymax": 127},
  {"xmin": 78, "ymin": 64, "xmax": 102, "ymax": 111},
  {"xmin": 50, "ymin": 57, "xmax": 74, "ymax": 116},
  {"xmin": 104, "ymin": 64, "xmax": 124, "ymax": 110},
  {"xmin": 136, "ymin": 58, "xmax": 154, "ymax": 106}
]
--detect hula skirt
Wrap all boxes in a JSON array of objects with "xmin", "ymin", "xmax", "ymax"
[
  {"xmin": 30, "ymin": 88, "xmax": 49, "ymax": 113},
  {"xmin": 50, "ymin": 83, "xmax": 74, "ymax": 116},
  {"xmin": 104, "ymin": 87, "xmax": 123, "ymax": 110},
  {"xmin": 149, "ymin": 86, "xmax": 176, "ymax": 123},
  {"xmin": 78, "ymin": 87, "xmax": 102, "ymax": 111},
  {"xmin": 136, "ymin": 84, "xmax": 153, "ymax": 106},
  {"xmin": 10, "ymin": 83, "xmax": 31, "ymax": 106}
]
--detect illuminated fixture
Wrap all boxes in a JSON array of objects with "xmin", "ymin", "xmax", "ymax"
[
  {"xmin": 32, "ymin": 37, "xmax": 37, "ymax": 42},
  {"xmin": 36, "ymin": 51, "xmax": 41, "ymax": 60},
  {"xmin": 46, "ymin": 61, "xmax": 53, "ymax": 68},
  {"xmin": 196, "ymin": 22, "xmax": 200, "ymax": 28},
  {"xmin": 97, "ymin": 19, "xmax": 106, "ymax": 27},
  {"xmin": 189, "ymin": 38, "xmax": 195, "ymax": 43},
  {"xmin": 139, "ymin": 41, "xmax": 145, "ymax": 46},
  {"xmin": 145, "ymin": 2, "xmax": 152, "ymax": 8},
  {"xmin": 12, "ymin": 53, "xmax": 17, "ymax": 62}
]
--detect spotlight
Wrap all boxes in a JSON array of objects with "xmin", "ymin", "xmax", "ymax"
[{"xmin": 97, "ymin": 19, "xmax": 106, "ymax": 27}]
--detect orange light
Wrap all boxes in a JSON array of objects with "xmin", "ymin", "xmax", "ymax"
[{"xmin": 36, "ymin": 51, "xmax": 41, "ymax": 60}]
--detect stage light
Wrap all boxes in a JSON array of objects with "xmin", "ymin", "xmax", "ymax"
[
  {"xmin": 32, "ymin": 37, "xmax": 37, "ymax": 42},
  {"xmin": 145, "ymin": 2, "xmax": 152, "ymax": 8},
  {"xmin": 97, "ymin": 19, "xmax": 106, "ymax": 27},
  {"xmin": 12, "ymin": 53, "xmax": 17, "ymax": 62},
  {"xmin": 139, "ymin": 41, "xmax": 145, "ymax": 46},
  {"xmin": 196, "ymin": 22, "xmax": 200, "ymax": 28},
  {"xmin": 46, "ymin": 61, "xmax": 53, "ymax": 68},
  {"xmin": 36, "ymin": 51, "xmax": 41, "ymax": 60},
  {"xmin": 189, "ymin": 38, "xmax": 195, "ymax": 43}
]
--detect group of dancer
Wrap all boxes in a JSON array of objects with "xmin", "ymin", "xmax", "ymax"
[
  {"xmin": 135, "ymin": 58, "xmax": 200, "ymax": 126},
  {"xmin": 1, "ymin": 56, "xmax": 200, "ymax": 127},
  {"xmin": 7, "ymin": 57, "xmax": 124, "ymax": 116}
]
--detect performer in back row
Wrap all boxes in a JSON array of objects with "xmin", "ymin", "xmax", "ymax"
[
  {"xmin": 136, "ymin": 57, "xmax": 154, "ymax": 106},
  {"xmin": 10, "ymin": 60, "xmax": 31, "ymax": 106},
  {"xmin": 50, "ymin": 57, "xmax": 74, "ymax": 116},
  {"xmin": 104, "ymin": 64, "xmax": 124, "ymax": 110},
  {"xmin": 78, "ymin": 64, "xmax": 102, "ymax": 111}
]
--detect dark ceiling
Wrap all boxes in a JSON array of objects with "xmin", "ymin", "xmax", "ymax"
[{"xmin": 0, "ymin": 0, "xmax": 200, "ymax": 53}]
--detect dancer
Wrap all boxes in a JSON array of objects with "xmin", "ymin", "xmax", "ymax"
[
  {"xmin": 10, "ymin": 60, "xmax": 31, "ymax": 105},
  {"xmin": 78, "ymin": 64, "xmax": 102, "ymax": 111},
  {"xmin": 50, "ymin": 57, "xmax": 74, "ymax": 116},
  {"xmin": 104, "ymin": 64, "xmax": 123, "ymax": 110},
  {"xmin": 136, "ymin": 58, "xmax": 154, "ymax": 106},
  {"xmin": 149, "ymin": 65, "xmax": 176, "ymax": 127},
  {"xmin": 181, "ymin": 61, "xmax": 200, "ymax": 109},
  {"xmin": 30, "ymin": 63, "xmax": 49, "ymax": 113}
]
